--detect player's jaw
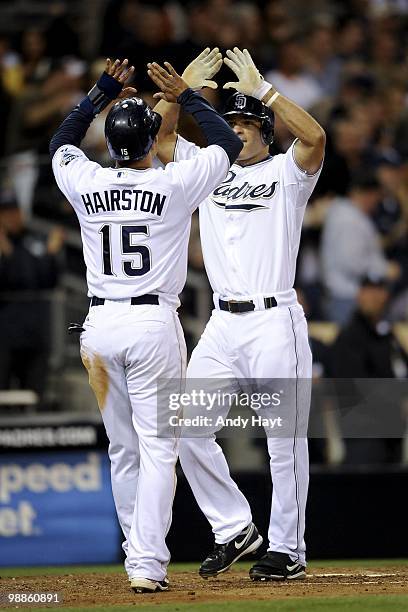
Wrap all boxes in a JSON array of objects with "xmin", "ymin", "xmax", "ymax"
[{"xmin": 227, "ymin": 117, "xmax": 269, "ymax": 166}]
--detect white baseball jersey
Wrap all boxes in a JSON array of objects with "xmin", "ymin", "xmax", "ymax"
[
  {"xmin": 174, "ymin": 136, "xmax": 321, "ymax": 301},
  {"xmin": 52, "ymin": 143, "xmax": 230, "ymax": 302},
  {"xmin": 175, "ymin": 136, "xmax": 321, "ymax": 565}
]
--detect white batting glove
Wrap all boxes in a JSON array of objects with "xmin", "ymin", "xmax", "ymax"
[
  {"xmin": 223, "ymin": 47, "xmax": 272, "ymax": 100},
  {"xmin": 182, "ymin": 47, "xmax": 223, "ymax": 90}
]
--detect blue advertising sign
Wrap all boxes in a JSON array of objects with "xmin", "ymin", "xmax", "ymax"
[{"xmin": 0, "ymin": 450, "xmax": 120, "ymax": 566}]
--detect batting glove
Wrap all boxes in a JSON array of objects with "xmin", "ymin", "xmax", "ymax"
[
  {"xmin": 182, "ymin": 47, "xmax": 223, "ymax": 90},
  {"xmin": 223, "ymin": 48, "xmax": 272, "ymax": 100}
]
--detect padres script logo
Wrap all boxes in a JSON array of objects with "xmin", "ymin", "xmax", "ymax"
[{"xmin": 211, "ymin": 170, "xmax": 277, "ymax": 211}]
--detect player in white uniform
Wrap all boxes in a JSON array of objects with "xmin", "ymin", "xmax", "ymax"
[
  {"xmin": 50, "ymin": 57, "xmax": 242, "ymax": 592},
  {"xmin": 153, "ymin": 48, "xmax": 325, "ymax": 580}
]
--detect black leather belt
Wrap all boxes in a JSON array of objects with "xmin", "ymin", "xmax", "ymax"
[
  {"xmin": 91, "ymin": 295, "xmax": 159, "ymax": 307},
  {"xmin": 219, "ymin": 296, "xmax": 277, "ymax": 313}
]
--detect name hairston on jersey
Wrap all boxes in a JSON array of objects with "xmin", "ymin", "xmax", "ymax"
[
  {"xmin": 211, "ymin": 170, "xmax": 278, "ymax": 211},
  {"xmin": 80, "ymin": 189, "xmax": 167, "ymax": 217}
]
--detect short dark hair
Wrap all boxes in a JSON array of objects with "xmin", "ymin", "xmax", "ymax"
[{"xmin": 360, "ymin": 273, "xmax": 389, "ymax": 289}]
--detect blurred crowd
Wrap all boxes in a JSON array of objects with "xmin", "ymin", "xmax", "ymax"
[
  {"xmin": 0, "ymin": 1, "xmax": 408, "ymax": 437},
  {"xmin": 1, "ymin": 0, "xmax": 408, "ymax": 320}
]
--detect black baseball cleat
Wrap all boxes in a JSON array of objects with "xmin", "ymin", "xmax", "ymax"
[
  {"xmin": 130, "ymin": 577, "xmax": 169, "ymax": 593},
  {"xmin": 249, "ymin": 551, "xmax": 306, "ymax": 581},
  {"xmin": 199, "ymin": 522, "xmax": 263, "ymax": 578}
]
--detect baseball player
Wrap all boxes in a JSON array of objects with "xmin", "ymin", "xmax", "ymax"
[
  {"xmin": 50, "ymin": 57, "xmax": 242, "ymax": 592},
  {"xmin": 152, "ymin": 48, "xmax": 325, "ymax": 580}
]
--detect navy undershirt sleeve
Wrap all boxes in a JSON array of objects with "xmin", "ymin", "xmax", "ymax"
[
  {"xmin": 49, "ymin": 98, "xmax": 95, "ymax": 158},
  {"xmin": 49, "ymin": 72, "xmax": 122, "ymax": 158},
  {"xmin": 177, "ymin": 89, "xmax": 242, "ymax": 165}
]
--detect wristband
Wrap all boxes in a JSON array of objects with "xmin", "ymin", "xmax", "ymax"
[
  {"xmin": 177, "ymin": 87, "xmax": 195, "ymax": 105},
  {"xmin": 252, "ymin": 80, "xmax": 273, "ymax": 101},
  {"xmin": 265, "ymin": 91, "xmax": 280, "ymax": 107},
  {"xmin": 87, "ymin": 72, "xmax": 123, "ymax": 115}
]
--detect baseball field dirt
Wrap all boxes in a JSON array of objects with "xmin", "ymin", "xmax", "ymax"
[{"xmin": 0, "ymin": 562, "xmax": 407, "ymax": 611}]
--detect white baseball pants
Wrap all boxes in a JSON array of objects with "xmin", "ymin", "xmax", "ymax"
[
  {"xmin": 80, "ymin": 300, "xmax": 186, "ymax": 581},
  {"xmin": 179, "ymin": 303, "xmax": 311, "ymax": 565}
]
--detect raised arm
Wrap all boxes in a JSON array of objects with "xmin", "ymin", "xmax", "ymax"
[
  {"xmin": 151, "ymin": 48, "xmax": 222, "ymax": 164},
  {"xmin": 148, "ymin": 61, "xmax": 242, "ymax": 166},
  {"xmin": 153, "ymin": 100, "xmax": 179, "ymax": 155},
  {"xmin": 224, "ymin": 48, "xmax": 325, "ymax": 174},
  {"xmin": 49, "ymin": 58, "xmax": 135, "ymax": 158}
]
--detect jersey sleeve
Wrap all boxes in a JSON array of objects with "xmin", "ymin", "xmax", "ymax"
[
  {"xmin": 52, "ymin": 144, "xmax": 100, "ymax": 202},
  {"xmin": 169, "ymin": 143, "xmax": 229, "ymax": 213},
  {"xmin": 173, "ymin": 135, "xmax": 201, "ymax": 162},
  {"xmin": 280, "ymin": 139, "xmax": 323, "ymax": 208}
]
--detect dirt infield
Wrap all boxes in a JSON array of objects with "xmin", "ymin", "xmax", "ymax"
[{"xmin": 1, "ymin": 565, "xmax": 407, "ymax": 607}]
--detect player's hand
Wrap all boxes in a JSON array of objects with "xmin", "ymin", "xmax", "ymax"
[
  {"xmin": 182, "ymin": 47, "xmax": 223, "ymax": 90},
  {"xmin": 117, "ymin": 86, "xmax": 138, "ymax": 99},
  {"xmin": 147, "ymin": 62, "xmax": 189, "ymax": 102},
  {"xmin": 88, "ymin": 59, "xmax": 135, "ymax": 114},
  {"xmin": 223, "ymin": 48, "xmax": 268, "ymax": 98},
  {"xmin": 105, "ymin": 58, "xmax": 135, "ymax": 85}
]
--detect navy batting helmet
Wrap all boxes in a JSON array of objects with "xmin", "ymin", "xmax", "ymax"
[
  {"xmin": 105, "ymin": 97, "xmax": 162, "ymax": 161},
  {"xmin": 222, "ymin": 92, "xmax": 274, "ymax": 145}
]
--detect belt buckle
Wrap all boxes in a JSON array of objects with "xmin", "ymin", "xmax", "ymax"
[{"xmin": 227, "ymin": 299, "xmax": 253, "ymax": 313}]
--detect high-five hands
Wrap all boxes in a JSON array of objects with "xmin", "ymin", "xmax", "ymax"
[
  {"xmin": 147, "ymin": 62, "xmax": 189, "ymax": 103},
  {"xmin": 147, "ymin": 47, "xmax": 272, "ymax": 103},
  {"xmin": 223, "ymin": 48, "xmax": 271, "ymax": 99},
  {"xmin": 105, "ymin": 58, "xmax": 137, "ymax": 100},
  {"xmin": 182, "ymin": 47, "xmax": 223, "ymax": 90}
]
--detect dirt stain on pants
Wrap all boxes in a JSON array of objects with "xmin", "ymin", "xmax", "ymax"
[{"xmin": 81, "ymin": 352, "xmax": 109, "ymax": 411}]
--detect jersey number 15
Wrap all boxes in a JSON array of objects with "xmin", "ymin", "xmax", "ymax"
[{"xmin": 99, "ymin": 224, "xmax": 151, "ymax": 276}]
